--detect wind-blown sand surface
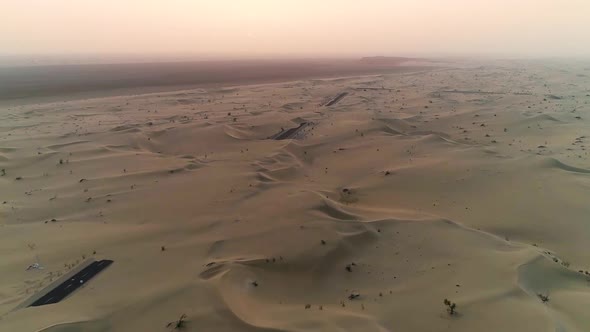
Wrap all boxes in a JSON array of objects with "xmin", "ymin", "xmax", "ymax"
[{"xmin": 1, "ymin": 59, "xmax": 590, "ymax": 331}]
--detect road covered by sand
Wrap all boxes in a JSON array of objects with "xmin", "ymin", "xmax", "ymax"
[{"xmin": 1, "ymin": 59, "xmax": 590, "ymax": 331}]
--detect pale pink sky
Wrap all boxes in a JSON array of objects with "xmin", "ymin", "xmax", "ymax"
[{"xmin": 2, "ymin": 0, "xmax": 590, "ymax": 57}]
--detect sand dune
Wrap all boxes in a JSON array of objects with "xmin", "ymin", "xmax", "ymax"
[{"xmin": 1, "ymin": 59, "xmax": 590, "ymax": 331}]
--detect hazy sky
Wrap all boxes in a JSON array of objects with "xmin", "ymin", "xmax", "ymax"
[{"xmin": 3, "ymin": 0, "xmax": 590, "ymax": 58}]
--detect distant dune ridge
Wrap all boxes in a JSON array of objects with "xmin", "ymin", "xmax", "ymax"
[
  {"xmin": 1, "ymin": 58, "xmax": 590, "ymax": 331},
  {"xmin": 0, "ymin": 58, "xmax": 429, "ymax": 107},
  {"xmin": 359, "ymin": 56, "xmax": 415, "ymax": 64}
]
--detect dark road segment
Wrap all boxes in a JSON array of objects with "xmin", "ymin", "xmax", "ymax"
[
  {"xmin": 271, "ymin": 122, "xmax": 311, "ymax": 140},
  {"xmin": 29, "ymin": 260, "xmax": 113, "ymax": 307},
  {"xmin": 325, "ymin": 92, "xmax": 348, "ymax": 106}
]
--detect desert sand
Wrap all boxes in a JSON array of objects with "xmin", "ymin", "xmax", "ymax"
[{"xmin": 1, "ymin": 59, "xmax": 590, "ymax": 332}]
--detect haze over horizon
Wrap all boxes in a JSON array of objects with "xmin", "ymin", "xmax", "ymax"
[{"xmin": 3, "ymin": 0, "xmax": 590, "ymax": 61}]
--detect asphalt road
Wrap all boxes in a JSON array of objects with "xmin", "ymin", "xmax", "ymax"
[
  {"xmin": 272, "ymin": 122, "xmax": 310, "ymax": 140},
  {"xmin": 325, "ymin": 92, "xmax": 348, "ymax": 106},
  {"xmin": 29, "ymin": 260, "xmax": 113, "ymax": 307}
]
